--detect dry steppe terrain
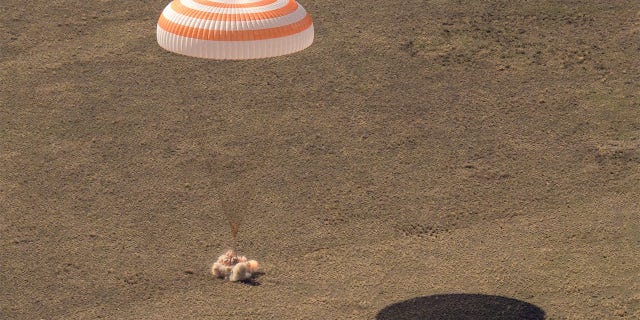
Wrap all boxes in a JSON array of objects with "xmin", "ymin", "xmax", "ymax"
[{"xmin": 1, "ymin": 0, "xmax": 639, "ymax": 319}]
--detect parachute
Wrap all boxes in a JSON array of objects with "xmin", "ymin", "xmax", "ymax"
[{"xmin": 156, "ymin": 0, "xmax": 314, "ymax": 59}]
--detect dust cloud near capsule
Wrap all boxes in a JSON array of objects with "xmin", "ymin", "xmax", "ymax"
[{"xmin": 211, "ymin": 250, "xmax": 260, "ymax": 282}]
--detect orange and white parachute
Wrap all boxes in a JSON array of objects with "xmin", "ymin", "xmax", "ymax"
[{"xmin": 156, "ymin": 0, "xmax": 314, "ymax": 59}]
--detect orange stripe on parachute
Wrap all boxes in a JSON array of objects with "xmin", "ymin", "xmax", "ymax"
[
  {"xmin": 190, "ymin": 0, "xmax": 279, "ymax": 8},
  {"xmin": 158, "ymin": 13, "xmax": 312, "ymax": 41},
  {"xmin": 171, "ymin": 0, "xmax": 298, "ymax": 21}
]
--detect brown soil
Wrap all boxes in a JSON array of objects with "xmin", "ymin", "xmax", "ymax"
[{"xmin": 1, "ymin": 0, "xmax": 639, "ymax": 319}]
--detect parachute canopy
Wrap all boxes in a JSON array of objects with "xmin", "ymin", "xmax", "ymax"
[{"xmin": 156, "ymin": 0, "xmax": 314, "ymax": 59}]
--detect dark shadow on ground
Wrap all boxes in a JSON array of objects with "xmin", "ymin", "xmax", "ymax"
[
  {"xmin": 239, "ymin": 278, "xmax": 261, "ymax": 286},
  {"xmin": 376, "ymin": 294, "xmax": 545, "ymax": 320},
  {"xmin": 239, "ymin": 271, "xmax": 265, "ymax": 286}
]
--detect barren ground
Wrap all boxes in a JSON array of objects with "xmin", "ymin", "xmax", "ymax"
[{"xmin": 1, "ymin": 0, "xmax": 639, "ymax": 319}]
